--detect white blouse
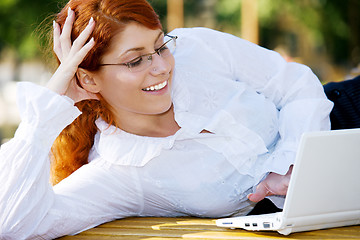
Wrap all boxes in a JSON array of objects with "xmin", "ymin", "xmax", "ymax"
[{"xmin": 0, "ymin": 27, "xmax": 333, "ymax": 239}]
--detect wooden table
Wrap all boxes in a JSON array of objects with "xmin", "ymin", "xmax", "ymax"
[{"xmin": 59, "ymin": 217, "xmax": 360, "ymax": 239}]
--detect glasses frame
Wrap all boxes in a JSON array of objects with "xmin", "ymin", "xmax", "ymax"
[{"xmin": 98, "ymin": 34, "xmax": 178, "ymax": 72}]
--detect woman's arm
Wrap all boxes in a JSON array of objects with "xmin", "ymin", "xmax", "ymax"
[
  {"xmin": 215, "ymin": 28, "xmax": 333, "ymax": 200},
  {"xmin": 172, "ymin": 27, "xmax": 333, "ymax": 201},
  {"xmin": 0, "ymin": 9, "xmax": 111, "ymax": 238},
  {"xmin": 0, "ymin": 82, "xmax": 81, "ymax": 238},
  {"xmin": 0, "ymin": 85, "xmax": 134, "ymax": 238}
]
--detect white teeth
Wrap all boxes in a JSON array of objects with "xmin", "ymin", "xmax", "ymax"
[{"xmin": 143, "ymin": 81, "xmax": 167, "ymax": 91}]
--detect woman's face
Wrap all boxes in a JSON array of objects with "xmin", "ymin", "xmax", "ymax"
[{"xmin": 92, "ymin": 22, "xmax": 175, "ymax": 121}]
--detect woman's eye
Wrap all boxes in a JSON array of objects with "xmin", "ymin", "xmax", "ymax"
[
  {"xmin": 157, "ymin": 45, "xmax": 168, "ymax": 53},
  {"xmin": 127, "ymin": 57, "xmax": 143, "ymax": 68}
]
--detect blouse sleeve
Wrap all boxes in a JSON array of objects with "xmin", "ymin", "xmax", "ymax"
[
  {"xmin": 0, "ymin": 83, "xmax": 132, "ymax": 239},
  {"xmin": 221, "ymin": 30, "xmax": 334, "ymax": 174},
  {"xmin": 173, "ymin": 27, "xmax": 334, "ymax": 175}
]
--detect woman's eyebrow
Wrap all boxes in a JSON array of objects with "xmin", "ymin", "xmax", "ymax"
[
  {"xmin": 155, "ymin": 31, "xmax": 165, "ymax": 43},
  {"xmin": 119, "ymin": 31, "xmax": 165, "ymax": 58}
]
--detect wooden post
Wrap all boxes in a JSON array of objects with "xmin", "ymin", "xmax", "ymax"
[
  {"xmin": 241, "ymin": 0, "xmax": 259, "ymax": 44},
  {"xmin": 167, "ymin": 0, "xmax": 184, "ymax": 32}
]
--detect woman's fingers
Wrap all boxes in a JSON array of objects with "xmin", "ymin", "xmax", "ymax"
[
  {"xmin": 70, "ymin": 37, "xmax": 95, "ymax": 66},
  {"xmin": 248, "ymin": 183, "xmax": 272, "ymax": 203},
  {"xmin": 71, "ymin": 17, "xmax": 95, "ymax": 54},
  {"xmin": 65, "ymin": 17, "xmax": 95, "ymax": 70},
  {"xmin": 53, "ymin": 21, "xmax": 62, "ymax": 60},
  {"xmin": 55, "ymin": 12, "xmax": 95, "ymax": 65},
  {"xmin": 48, "ymin": 8, "xmax": 97, "ymax": 102},
  {"xmin": 49, "ymin": 34, "xmax": 94, "ymax": 95},
  {"xmin": 248, "ymin": 166, "xmax": 293, "ymax": 203},
  {"xmin": 53, "ymin": 7, "xmax": 74, "ymax": 62},
  {"xmin": 59, "ymin": 7, "xmax": 75, "ymax": 59}
]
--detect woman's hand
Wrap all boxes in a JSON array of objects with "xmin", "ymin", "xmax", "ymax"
[
  {"xmin": 46, "ymin": 8, "xmax": 97, "ymax": 103},
  {"xmin": 248, "ymin": 165, "xmax": 293, "ymax": 202}
]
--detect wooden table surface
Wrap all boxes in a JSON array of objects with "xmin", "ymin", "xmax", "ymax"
[{"xmin": 59, "ymin": 217, "xmax": 360, "ymax": 239}]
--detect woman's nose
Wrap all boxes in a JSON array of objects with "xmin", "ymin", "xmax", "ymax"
[{"xmin": 150, "ymin": 52, "xmax": 172, "ymax": 75}]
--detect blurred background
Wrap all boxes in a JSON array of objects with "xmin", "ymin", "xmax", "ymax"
[{"xmin": 0, "ymin": 0, "xmax": 359, "ymax": 143}]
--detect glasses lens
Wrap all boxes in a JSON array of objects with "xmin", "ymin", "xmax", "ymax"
[
  {"xmin": 128, "ymin": 55, "xmax": 152, "ymax": 73},
  {"xmin": 128, "ymin": 35, "xmax": 177, "ymax": 73}
]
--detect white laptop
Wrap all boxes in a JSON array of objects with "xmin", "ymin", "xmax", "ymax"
[{"xmin": 216, "ymin": 128, "xmax": 360, "ymax": 235}]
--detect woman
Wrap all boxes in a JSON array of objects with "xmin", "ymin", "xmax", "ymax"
[{"xmin": 0, "ymin": 0, "xmax": 333, "ymax": 239}]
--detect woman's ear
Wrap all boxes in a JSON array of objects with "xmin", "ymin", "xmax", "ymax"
[{"xmin": 76, "ymin": 68, "xmax": 101, "ymax": 94}]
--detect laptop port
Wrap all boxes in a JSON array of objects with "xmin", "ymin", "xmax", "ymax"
[
  {"xmin": 245, "ymin": 223, "xmax": 250, "ymax": 227},
  {"xmin": 252, "ymin": 223, "xmax": 258, "ymax": 227},
  {"xmin": 263, "ymin": 222, "xmax": 271, "ymax": 228}
]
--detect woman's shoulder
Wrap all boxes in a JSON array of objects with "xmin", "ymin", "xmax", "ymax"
[
  {"xmin": 169, "ymin": 27, "xmax": 253, "ymax": 59},
  {"xmin": 169, "ymin": 27, "xmax": 231, "ymax": 42},
  {"xmin": 170, "ymin": 27, "xmax": 220, "ymax": 34}
]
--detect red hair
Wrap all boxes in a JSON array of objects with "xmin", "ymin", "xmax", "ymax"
[{"xmin": 50, "ymin": 0, "xmax": 162, "ymax": 185}]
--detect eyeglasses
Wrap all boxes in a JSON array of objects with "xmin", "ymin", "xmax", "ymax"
[{"xmin": 98, "ymin": 34, "xmax": 178, "ymax": 73}]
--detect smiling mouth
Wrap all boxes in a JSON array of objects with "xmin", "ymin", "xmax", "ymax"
[{"xmin": 142, "ymin": 80, "xmax": 168, "ymax": 91}]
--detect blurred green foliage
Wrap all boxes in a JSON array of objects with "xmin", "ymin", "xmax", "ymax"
[
  {"xmin": 0, "ymin": 0, "xmax": 63, "ymax": 60},
  {"xmin": 258, "ymin": 0, "xmax": 359, "ymax": 67},
  {"xmin": 214, "ymin": 0, "xmax": 359, "ymax": 67},
  {"xmin": 0, "ymin": 0, "xmax": 359, "ymax": 68},
  {"xmin": 0, "ymin": 0, "xmax": 359, "ymax": 141}
]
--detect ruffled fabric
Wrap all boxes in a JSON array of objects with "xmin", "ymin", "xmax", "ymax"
[
  {"xmin": 15, "ymin": 82, "xmax": 81, "ymax": 148},
  {"xmin": 91, "ymin": 28, "xmax": 333, "ymax": 184},
  {"xmin": 95, "ymin": 119, "xmax": 181, "ymax": 166},
  {"xmin": 94, "ymin": 64, "xmax": 281, "ymax": 179}
]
